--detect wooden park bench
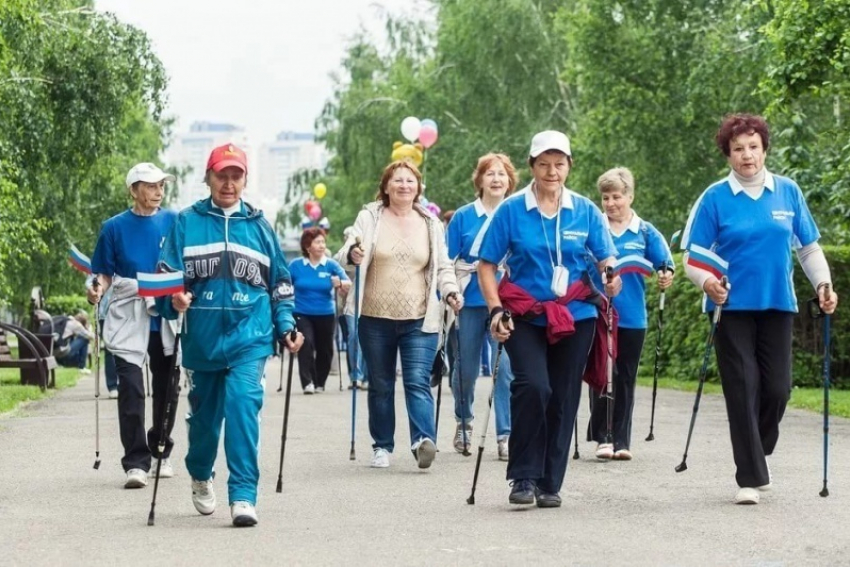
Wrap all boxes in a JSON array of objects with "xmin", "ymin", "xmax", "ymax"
[{"xmin": 0, "ymin": 323, "xmax": 57, "ymax": 391}]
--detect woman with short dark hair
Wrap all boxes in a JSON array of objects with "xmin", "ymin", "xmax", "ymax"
[{"xmin": 682, "ymin": 113, "xmax": 838, "ymax": 505}]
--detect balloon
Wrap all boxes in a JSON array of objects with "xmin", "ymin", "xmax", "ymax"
[
  {"xmin": 400, "ymin": 116, "xmax": 421, "ymax": 143},
  {"xmin": 308, "ymin": 205, "xmax": 321, "ymax": 221},
  {"xmin": 318, "ymin": 216, "xmax": 330, "ymax": 229},
  {"xmin": 303, "ymin": 202, "xmax": 312, "ymax": 213},
  {"xmin": 313, "ymin": 183, "xmax": 327, "ymax": 199},
  {"xmin": 420, "ymin": 196, "xmax": 430, "ymax": 205},
  {"xmin": 419, "ymin": 126, "xmax": 438, "ymax": 149},
  {"xmin": 426, "ymin": 202, "xmax": 441, "ymax": 217},
  {"xmin": 420, "ymin": 118, "xmax": 438, "ymax": 132}
]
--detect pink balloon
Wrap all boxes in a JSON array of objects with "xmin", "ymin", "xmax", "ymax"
[
  {"xmin": 308, "ymin": 204, "xmax": 321, "ymax": 221},
  {"xmin": 419, "ymin": 126, "xmax": 438, "ymax": 149}
]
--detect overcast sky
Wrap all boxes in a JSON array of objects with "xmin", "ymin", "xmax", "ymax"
[{"xmin": 94, "ymin": 1, "xmax": 432, "ymax": 144}]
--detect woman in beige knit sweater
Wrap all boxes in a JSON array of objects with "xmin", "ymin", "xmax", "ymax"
[{"xmin": 339, "ymin": 160, "xmax": 463, "ymax": 470}]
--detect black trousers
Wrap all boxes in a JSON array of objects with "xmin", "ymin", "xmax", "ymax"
[
  {"xmin": 714, "ymin": 310, "xmax": 793, "ymax": 488},
  {"xmin": 115, "ymin": 331, "xmax": 179, "ymax": 472},
  {"xmin": 589, "ymin": 327, "xmax": 646, "ymax": 450},
  {"xmin": 295, "ymin": 314, "xmax": 336, "ymax": 389},
  {"xmin": 504, "ymin": 319, "xmax": 595, "ymax": 494}
]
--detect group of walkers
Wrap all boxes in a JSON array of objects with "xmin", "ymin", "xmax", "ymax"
[{"xmin": 84, "ymin": 112, "xmax": 837, "ymax": 528}]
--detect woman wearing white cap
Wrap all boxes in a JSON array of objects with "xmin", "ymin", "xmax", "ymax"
[
  {"xmin": 478, "ymin": 131, "xmax": 620, "ymax": 508},
  {"xmin": 87, "ymin": 162, "xmax": 180, "ymax": 489}
]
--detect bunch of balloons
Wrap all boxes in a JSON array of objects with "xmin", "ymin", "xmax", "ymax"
[
  {"xmin": 420, "ymin": 195, "xmax": 441, "ymax": 218},
  {"xmin": 400, "ymin": 117, "xmax": 439, "ymax": 149},
  {"xmin": 303, "ymin": 182, "xmax": 329, "ymax": 222}
]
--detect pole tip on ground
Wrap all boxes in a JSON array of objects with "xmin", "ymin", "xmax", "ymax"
[
  {"xmin": 147, "ymin": 512, "xmax": 155, "ymax": 526},
  {"xmin": 466, "ymin": 495, "xmax": 475, "ymax": 505},
  {"xmin": 645, "ymin": 433, "xmax": 655, "ymax": 441},
  {"xmin": 675, "ymin": 461, "xmax": 688, "ymax": 473},
  {"xmin": 93, "ymin": 459, "xmax": 100, "ymax": 470},
  {"xmin": 349, "ymin": 451, "xmax": 356, "ymax": 461},
  {"xmin": 820, "ymin": 487, "xmax": 829, "ymax": 497},
  {"xmin": 275, "ymin": 479, "xmax": 283, "ymax": 493},
  {"xmin": 572, "ymin": 452, "xmax": 580, "ymax": 460}
]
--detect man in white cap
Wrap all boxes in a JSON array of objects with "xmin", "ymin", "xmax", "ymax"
[{"xmin": 87, "ymin": 162, "xmax": 180, "ymax": 489}]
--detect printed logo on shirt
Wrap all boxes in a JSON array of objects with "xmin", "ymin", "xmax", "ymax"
[
  {"xmin": 273, "ymin": 281, "xmax": 295, "ymax": 301},
  {"xmin": 624, "ymin": 242, "xmax": 645, "ymax": 251},
  {"xmin": 231, "ymin": 292, "xmax": 250, "ymax": 303},
  {"xmin": 561, "ymin": 230, "xmax": 588, "ymax": 241},
  {"xmin": 772, "ymin": 210, "xmax": 795, "ymax": 221},
  {"xmin": 319, "ymin": 272, "xmax": 331, "ymax": 278}
]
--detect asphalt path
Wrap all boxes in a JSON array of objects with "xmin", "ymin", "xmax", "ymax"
[{"xmin": 1, "ymin": 356, "xmax": 848, "ymax": 566}]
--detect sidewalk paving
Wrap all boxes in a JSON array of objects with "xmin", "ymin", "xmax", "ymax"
[{"xmin": 1, "ymin": 356, "xmax": 848, "ymax": 566}]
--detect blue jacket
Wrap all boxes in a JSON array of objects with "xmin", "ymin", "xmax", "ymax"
[{"xmin": 156, "ymin": 198, "xmax": 296, "ymax": 371}]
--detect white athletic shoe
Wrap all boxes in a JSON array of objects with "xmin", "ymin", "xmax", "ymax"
[
  {"xmin": 758, "ymin": 463, "xmax": 773, "ymax": 491},
  {"xmin": 371, "ymin": 448, "xmax": 390, "ymax": 468},
  {"xmin": 497, "ymin": 437, "xmax": 509, "ymax": 462},
  {"xmin": 108, "ymin": 390, "xmax": 118, "ymax": 399},
  {"xmin": 149, "ymin": 458, "xmax": 174, "ymax": 479},
  {"xmin": 412, "ymin": 438, "xmax": 436, "ymax": 469},
  {"xmin": 595, "ymin": 443, "xmax": 614, "ymax": 460},
  {"xmin": 315, "ymin": 386, "xmax": 325, "ymax": 393},
  {"xmin": 734, "ymin": 487, "xmax": 760, "ymax": 505},
  {"xmin": 304, "ymin": 383, "xmax": 315, "ymax": 395},
  {"xmin": 79, "ymin": 368, "xmax": 91, "ymax": 375},
  {"xmin": 231, "ymin": 501, "xmax": 258, "ymax": 527},
  {"xmin": 124, "ymin": 469, "xmax": 148, "ymax": 489},
  {"xmin": 191, "ymin": 478, "xmax": 216, "ymax": 515}
]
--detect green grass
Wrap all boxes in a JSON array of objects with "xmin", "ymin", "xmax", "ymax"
[
  {"xmin": 0, "ymin": 366, "xmax": 84, "ymax": 415},
  {"xmin": 637, "ymin": 376, "xmax": 850, "ymax": 419}
]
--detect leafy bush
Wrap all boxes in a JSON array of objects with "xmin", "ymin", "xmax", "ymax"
[
  {"xmin": 639, "ymin": 246, "xmax": 847, "ymax": 389},
  {"xmin": 45, "ymin": 295, "xmax": 93, "ymax": 319}
]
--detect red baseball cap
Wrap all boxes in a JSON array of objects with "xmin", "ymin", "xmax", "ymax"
[{"xmin": 206, "ymin": 143, "xmax": 248, "ymax": 173}]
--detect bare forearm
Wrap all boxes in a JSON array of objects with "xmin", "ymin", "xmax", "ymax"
[{"xmin": 478, "ymin": 261, "xmax": 500, "ymax": 310}]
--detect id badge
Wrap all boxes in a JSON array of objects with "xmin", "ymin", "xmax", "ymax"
[{"xmin": 551, "ymin": 265, "xmax": 569, "ymax": 297}]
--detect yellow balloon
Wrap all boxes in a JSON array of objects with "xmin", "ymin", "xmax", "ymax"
[{"xmin": 313, "ymin": 183, "xmax": 327, "ymax": 199}]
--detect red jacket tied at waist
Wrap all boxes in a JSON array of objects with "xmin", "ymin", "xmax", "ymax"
[{"xmin": 498, "ymin": 275, "xmax": 618, "ymax": 394}]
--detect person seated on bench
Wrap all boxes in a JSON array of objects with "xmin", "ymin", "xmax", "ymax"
[{"xmin": 53, "ymin": 312, "xmax": 95, "ymax": 374}]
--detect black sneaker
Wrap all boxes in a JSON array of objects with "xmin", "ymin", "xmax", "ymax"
[
  {"xmin": 509, "ymin": 479, "xmax": 536, "ymax": 505},
  {"xmin": 535, "ymin": 488, "xmax": 562, "ymax": 508}
]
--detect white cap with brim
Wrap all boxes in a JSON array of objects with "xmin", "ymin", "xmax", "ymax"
[
  {"xmin": 125, "ymin": 162, "xmax": 175, "ymax": 188},
  {"xmin": 529, "ymin": 130, "xmax": 572, "ymax": 158}
]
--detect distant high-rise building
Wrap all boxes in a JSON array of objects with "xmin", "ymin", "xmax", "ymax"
[{"xmin": 163, "ymin": 121, "xmax": 251, "ymax": 210}]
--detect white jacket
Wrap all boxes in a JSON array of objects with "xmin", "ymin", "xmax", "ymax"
[{"xmin": 335, "ymin": 202, "xmax": 460, "ymax": 334}]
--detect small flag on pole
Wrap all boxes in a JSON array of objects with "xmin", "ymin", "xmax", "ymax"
[
  {"xmin": 68, "ymin": 245, "xmax": 92, "ymax": 274},
  {"xmin": 670, "ymin": 230, "xmax": 683, "ymax": 250},
  {"xmin": 137, "ymin": 271, "xmax": 185, "ymax": 298},
  {"xmin": 686, "ymin": 244, "xmax": 728, "ymax": 281},
  {"xmin": 614, "ymin": 255, "xmax": 654, "ymax": 277}
]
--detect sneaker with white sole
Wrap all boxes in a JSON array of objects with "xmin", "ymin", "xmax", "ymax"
[
  {"xmin": 315, "ymin": 386, "xmax": 325, "ymax": 393},
  {"xmin": 734, "ymin": 487, "xmax": 760, "ymax": 505},
  {"xmin": 108, "ymin": 390, "xmax": 118, "ymax": 399},
  {"xmin": 304, "ymin": 383, "xmax": 315, "ymax": 395},
  {"xmin": 149, "ymin": 458, "xmax": 175, "ymax": 478},
  {"xmin": 371, "ymin": 448, "xmax": 390, "ymax": 468},
  {"xmin": 191, "ymin": 478, "xmax": 216, "ymax": 515},
  {"xmin": 758, "ymin": 462, "xmax": 773, "ymax": 491},
  {"xmin": 497, "ymin": 438, "xmax": 509, "ymax": 462},
  {"xmin": 453, "ymin": 423, "xmax": 473, "ymax": 454},
  {"xmin": 79, "ymin": 368, "xmax": 91, "ymax": 375},
  {"xmin": 595, "ymin": 443, "xmax": 614, "ymax": 460},
  {"xmin": 124, "ymin": 469, "xmax": 147, "ymax": 489},
  {"xmin": 412, "ymin": 438, "xmax": 437, "ymax": 469},
  {"xmin": 230, "ymin": 501, "xmax": 258, "ymax": 527},
  {"xmin": 613, "ymin": 449, "xmax": 633, "ymax": 461}
]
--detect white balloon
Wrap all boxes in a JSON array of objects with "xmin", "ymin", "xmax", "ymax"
[{"xmin": 400, "ymin": 116, "xmax": 421, "ymax": 143}]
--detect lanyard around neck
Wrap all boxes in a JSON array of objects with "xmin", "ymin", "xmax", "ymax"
[{"xmin": 533, "ymin": 186, "xmax": 562, "ymax": 269}]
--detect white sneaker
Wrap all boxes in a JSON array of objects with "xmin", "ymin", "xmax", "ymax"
[
  {"xmin": 231, "ymin": 501, "xmax": 258, "ymax": 527},
  {"xmin": 304, "ymin": 383, "xmax": 315, "ymax": 395},
  {"xmin": 191, "ymin": 478, "xmax": 216, "ymax": 515},
  {"xmin": 371, "ymin": 448, "xmax": 390, "ymax": 468},
  {"xmin": 149, "ymin": 458, "xmax": 174, "ymax": 479},
  {"xmin": 758, "ymin": 461, "xmax": 773, "ymax": 491},
  {"xmin": 595, "ymin": 443, "xmax": 614, "ymax": 460},
  {"xmin": 79, "ymin": 368, "xmax": 91, "ymax": 375},
  {"xmin": 124, "ymin": 469, "xmax": 147, "ymax": 489},
  {"xmin": 412, "ymin": 438, "xmax": 436, "ymax": 469},
  {"xmin": 497, "ymin": 437, "xmax": 509, "ymax": 461},
  {"xmin": 108, "ymin": 390, "xmax": 118, "ymax": 399},
  {"xmin": 734, "ymin": 487, "xmax": 760, "ymax": 505},
  {"xmin": 613, "ymin": 449, "xmax": 633, "ymax": 461},
  {"xmin": 315, "ymin": 386, "xmax": 325, "ymax": 393}
]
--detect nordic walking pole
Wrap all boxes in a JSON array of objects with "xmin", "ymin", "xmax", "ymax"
[
  {"xmin": 434, "ymin": 309, "xmax": 448, "ymax": 442},
  {"xmin": 455, "ymin": 311, "xmax": 471, "ymax": 457},
  {"xmin": 275, "ymin": 329, "xmax": 298, "ymax": 493},
  {"xmin": 604, "ymin": 266, "xmax": 615, "ymax": 449},
  {"xmin": 349, "ymin": 238, "xmax": 362, "ymax": 461},
  {"xmin": 646, "ymin": 264, "xmax": 670, "ymax": 442},
  {"xmin": 675, "ymin": 276, "xmax": 727, "ymax": 473},
  {"xmin": 92, "ymin": 279, "xmax": 102, "ymax": 470},
  {"xmin": 467, "ymin": 311, "xmax": 511, "ymax": 505},
  {"xmin": 573, "ymin": 418, "xmax": 580, "ymax": 460},
  {"xmin": 812, "ymin": 284, "xmax": 833, "ymax": 497},
  {"xmin": 148, "ymin": 312, "xmax": 184, "ymax": 526},
  {"xmin": 335, "ymin": 287, "xmax": 343, "ymax": 392},
  {"xmin": 145, "ymin": 362, "xmax": 151, "ymax": 397}
]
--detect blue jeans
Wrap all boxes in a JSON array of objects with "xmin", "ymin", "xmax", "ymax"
[
  {"xmin": 451, "ymin": 307, "xmax": 513, "ymax": 438},
  {"xmin": 185, "ymin": 357, "xmax": 266, "ymax": 505},
  {"xmin": 359, "ymin": 316, "xmax": 438, "ymax": 452},
  {"xmin": 344, "ymin": 314, "xmax": 367, "ymax": 383},
  {"xmin": 58, "ymin": 336, "xmax": 89, "ymax": 369}
]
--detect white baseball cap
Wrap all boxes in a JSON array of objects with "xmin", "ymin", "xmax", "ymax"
[
  {"xmin": 529, "ymin": 130, "xmax": 572, "ymax": 158},
  {"xmin": 125, "ymin": 163, "xmax": 175, "ymax": 188}
]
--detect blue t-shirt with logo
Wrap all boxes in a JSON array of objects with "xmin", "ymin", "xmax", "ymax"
[
  {"xmin": 288, "ymin": 257, "xmax": 349, "ymax": 316},
  {"xmin": 588, "ymin": 214, "xmax": 674, "ymax": 329},
  {"xmin": 447, "ymin": 198, "xmax": 503, "ymax": 308},
  {"xmin": 682, "ymin": 171, "xmax": 820, "ymax": 313},
  {"xmin": 479, "ymin": 186, "xmax": 617, "ymax": 323},
  {"xmin": 91, "ymin": 208, "xmax": 177, "ymax": 332}
]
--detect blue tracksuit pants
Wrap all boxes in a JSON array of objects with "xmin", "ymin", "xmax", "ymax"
[{"xmin": 184, "ymin": 357, "xmax": 266, "ymax": 505}]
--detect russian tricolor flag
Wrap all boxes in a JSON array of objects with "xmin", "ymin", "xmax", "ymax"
[
  {"xmin": 686, "ymin": 244, "xmax": 728, "ymax": 280},
  {"xmin": 137, "ymin": 271, "xmax": 185, "ymax": 298},
  {"xmin": 614, "ymin": 255, "xmax": 654, "ymax": 277},
  {"xmin": 68, "ymin": 245, "xmax": 92, "ymax": 274}
]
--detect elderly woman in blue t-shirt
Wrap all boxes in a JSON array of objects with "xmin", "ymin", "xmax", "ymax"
[{"xmin": 682, "ymin": 113, "xmax": 838, "ymax": 505}]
